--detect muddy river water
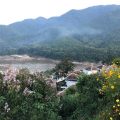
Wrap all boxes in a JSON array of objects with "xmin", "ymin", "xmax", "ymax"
[{"xmin": 0, "ymin": 55, "xmax": 96, "ymax": 73}]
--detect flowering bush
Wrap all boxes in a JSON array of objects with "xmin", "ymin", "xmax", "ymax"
[
  {"xmin": 0, "ymin": 68, "xmax": 61, "ymax": 120},
  {"xmin": 99, "ymin": 64, "xmax": 120, "ymax": 120},
  {"xmin": 60, "ymin": 63, "xmax": 120, "ymax": 120},
  {"xmin": 0, "ymin": 60, "xmax": 120, "ymax": 120}
]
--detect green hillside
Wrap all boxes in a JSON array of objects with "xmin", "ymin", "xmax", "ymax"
[{"xmin": 0, "ymin": 5, "xmax": 120, "ymax": 61}]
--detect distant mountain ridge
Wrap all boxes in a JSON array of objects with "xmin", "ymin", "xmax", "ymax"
[{"xmin": 0, "ymin": 5, "xmax": 120, "ymax": 61}]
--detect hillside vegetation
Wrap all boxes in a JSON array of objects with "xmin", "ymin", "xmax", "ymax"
[
  {"xmin": 0, "ymin": 59, "xmax": 120, "ymax": 120},
  {"xmin": 0, "ymin": 5, "xmax": 120, "ymax": 61}
]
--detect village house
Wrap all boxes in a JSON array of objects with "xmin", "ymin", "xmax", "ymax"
[{"xmin": 83, "ymin": 66, "xmax": 98, "ymax": 75}]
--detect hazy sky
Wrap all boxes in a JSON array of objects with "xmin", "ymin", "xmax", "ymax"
[{"xmin": 0, "ymin": 0, "xmax": 120, "ymax": 25}]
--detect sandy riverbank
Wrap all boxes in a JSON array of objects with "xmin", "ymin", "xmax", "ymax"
[{"xmin": 0, "ymin": 55, "xmax": 99, "ymax": 72}]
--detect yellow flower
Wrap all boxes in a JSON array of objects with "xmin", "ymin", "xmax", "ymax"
[
  {"xmin": 109, "ymin": 70, "xmax": 113, "ymax": 76},
  {"xmin": 96, "ymin": 78, "xmax": 99, "ymax": 81},
  {"xmin": 111, "ymin": 85, "xmax": 115, "ymax": 89},
  {"xmin": 116, "ymin": 99, "xmax": 119, "ymax": 103},
  {"xmin": 110, "ymin": 117, "xmax": 113, "ymax": 120},
  {"xmin": 102, "ymin": 85, "xmax": 106, "ymax": 89},
  {"xmin": 117, "ymin": 104, "xmax": 120, "ymax": 107},
  {"xmin": 113, "ymin": 105, "xmax": 115, "ymax": 108},
  {"xmin": 118, "ymin": 75, "xmax": 120, "ymax": 78}
]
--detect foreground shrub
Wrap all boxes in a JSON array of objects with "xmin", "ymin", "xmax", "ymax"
[
  {"xmin": 112, "ymin": 58, "xmax": 120, "ymax": 67},
  {"xmin": 100, "ymin": 64, "xmax": 120, "ymax": 120},
  {"xmin": 0, "ymin": 68, "xmax": 61, "ymax": 120},
  {"xmin": 59, "ymin": 69, "xmax": 120, "ymax": 120},
  {"xmin": 59, "ymin": 74, "xmax": 104, "ymax": 120}
]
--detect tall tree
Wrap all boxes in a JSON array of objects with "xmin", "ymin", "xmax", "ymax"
[{"xmin": 55, "ymin": 58, "xmax": 75, "ymax": 78}]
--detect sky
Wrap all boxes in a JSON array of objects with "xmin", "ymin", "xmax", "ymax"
[{"xmin": 0, "ymin": 0, "xmax": 120, "ymax": 25}]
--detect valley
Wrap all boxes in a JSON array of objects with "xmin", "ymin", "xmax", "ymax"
[
  {"xmin": 0, "ymin": 5, "xmax": 120, "ymax": 62},
  {"xmin": 0, "ymin": 55, "xmax": 98, "ymax": 73}
]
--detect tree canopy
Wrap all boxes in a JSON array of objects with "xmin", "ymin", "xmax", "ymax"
[{"xmin": 54, "ymin": 58, "xmax": 75, "ymax": 78}]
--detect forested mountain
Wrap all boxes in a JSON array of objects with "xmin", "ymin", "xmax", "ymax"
[{"xmin": 0, "ymin": 5, "xmax": 120, "ymax": 61}]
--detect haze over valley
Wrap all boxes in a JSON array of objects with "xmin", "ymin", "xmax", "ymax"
[{"xmin": 0, "ymin": 5, "xmax": 120, "ymax": 62}]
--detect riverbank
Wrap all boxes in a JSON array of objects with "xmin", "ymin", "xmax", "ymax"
[{"xmin": 0, "ymin": 55, "xmax": 99, "ymax": 73}]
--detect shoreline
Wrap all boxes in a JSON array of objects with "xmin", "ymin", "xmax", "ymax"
[{"xmin": 0, "ymin": 55, "xmax": 99, "ymax": 72}]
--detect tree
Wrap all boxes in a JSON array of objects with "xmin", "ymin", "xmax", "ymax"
[{"xmin": 54, "ymin": 58, "xmax": 75, "ymax": 78}]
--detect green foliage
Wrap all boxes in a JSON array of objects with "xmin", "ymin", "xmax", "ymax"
[
  {"xmin": 72, "ymin": 75, "xmax": 103, "ymax": 120},
  {"xmin": 59, "ymin": 94, "xmax": 79, "ymax": 120},
  {"xmin": 65, "ymin": 86, "xmax": 77, "ymax": 95},
  {"xmin": 59, "ymin": 74, "xmax": 109, "ymax": 120},
  {"xmin": 16, "ymin": 42, "xmax": 120, "ymax": 62},
  {"xmin": 1, "ymin": 61, "xmax": 120, "ymax": 119},
  {"xmin": 58, "ymin": 65, "xmax": 120, "ymax": 120},
  {"xmin": 54, "ymin": 58, "xmax": 75, "ymax": 78},
  {"xmin": 0, "ymin": 70, "xmax": 61, "ymax": 120},
  {"xmin": 113, "ymin": 58, "xmax": 120, "ymax": 66}
]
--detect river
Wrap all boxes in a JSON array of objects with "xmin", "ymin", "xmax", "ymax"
[{"xmin": 0, "ymin": 55, "xmax": 97, "ymax": 73}]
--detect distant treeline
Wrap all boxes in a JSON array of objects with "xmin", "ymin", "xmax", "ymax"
[{"xmin": 1, "ymin": 45, "xmax": 119, "ymax": 64}]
